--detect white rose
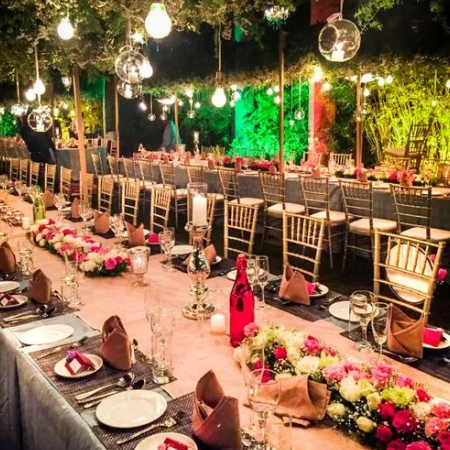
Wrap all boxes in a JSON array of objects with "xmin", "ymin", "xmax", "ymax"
[
  {"xmin": 339, "ymin": 376, "xmax": 362, "ymax": 403},
  {"xmin": 36, "ymin": 233, "xmax": 43, "ymax": 242},
  {"xmin": 41, "ymin": 219, "xmax": 49, "ymax": 225},
  {"xmin": 82, "ymin": 260, "xmax": 97, "ymax": 272},
  {"xmin": 39, "ymin": 239, "xmax": 46, "ymax": 247},
  {"xmin": 64, "ymin": 235, "xmax": 74, "ymax": 243},
  {"xmin": 410, "ymin": 402, "xmax": 432, "ymax": 420},
  {"xmin": 41, "ymin": 229, "xmax": 49, "ymax": 237},
  {"xmin": 355, "ymin": 416, "xmax": 375, "ymax": 433},
  {"xmin": 275, "ymin": 373, "xmax": 293, "ymax": 380},
  {"xmin": 327, "ymin": 403, "xmax": 347, "ymax": 419},
  {"xmin": 366, "ymin": 393, "xmax": 382, "ymax": 410},
  {"xmin": 53, "ymin": 242, "xmax": 62, "ymax": 251},
  {"xmin": 295, "ymin": 356, "xmax": 320, "ymax": 375},
  {"xmin": 30, "ymin": 225, "xmax": 39, "ymax": 233},
  {"xmin": 232, "ymin": 347, "xmax": 243, "ymax": 364}
]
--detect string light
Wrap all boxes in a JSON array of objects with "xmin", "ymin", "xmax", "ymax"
[
  {"xmin": 312, "ymin": 66, "xmax": 323, "ymax": 82},
  {"xmin": 274, "ymin": 85, "xmax": 280, "ymax": 93},
  {"xmin": 322, "ymin": 81, "xmax": 332, "ymax": 92},
  {"xmin": 25, "ymin": 88, "xmax": 36, "ymax": 102},
  {"xmin": 363, "ymin": 87, "xmax": 370, "ymax": 97},
  {"xmin": 194, "ymin": 101, "xmax": 201, "ymax": 109},
  {"xmin": 33, "ymin": 79, "xmax": 46, "ymax": 96},
  {"xmin": 139, "ymin": 58, "xmax": 153, "ymax": 79},
  {"xmin": 274, "ymin": 95, "xmax": 281, "ymax": 104},
  {"xmin": 178, "ymin": 99, "xmax": 184, "ymax": 106},
  {"xmin": 385, "ymin": 75, "xmax": 393, "ymax": 84},
  {"xmin": 446, "ymin": 80, "xmax": 450, "ymax": 89},
  {"xmin": 230, "ymin": 100, "xmax": 235, "ymax": 107},
  {"xmin": 361, "ymin": 73, "xmax": 373, "ymax": 83},
  {"xmin": 267, "ymin": 87, "xmax": 274, "ymax": 95},
  {"xmin": 377, "ymin": 77, "xmax": 385, "ymax": 87},
  {"xmin": 139, "ymin": 100, "xmax": 147, "ymax": 111}
]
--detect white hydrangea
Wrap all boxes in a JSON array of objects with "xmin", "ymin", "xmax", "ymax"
[
  {"xmin": 39, "ymin": 239, "xmax": 46, "ymax": 247},
  {"xmin": 410, "ymin": 402, "xmax": 432, "ymax": 420},
  {"xmin": 295, "ymin": 356, "xmax": 320, "ymax": 375},
  {"xmin": 82, "ymin": 260, "xmax": 98, "ymax": 272},
  {"xmin": 53, "ymin": 242, "xmax": 62, "ymax": 251}
]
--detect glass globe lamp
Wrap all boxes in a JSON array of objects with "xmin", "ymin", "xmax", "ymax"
[
  {"xmin": 318, "ymin": 18, "xmax": 361, "ymax": 62},
  {"xmin": 115, "ymin": 49, "xmax": 146, "ymax": 83},
  {"xmin": 148, "ymin": 113, "xmax": 156, "ymax": 121},
  {"xmin": 145, "ymin": 3, "xmax": 172, "ymax": 39},
  {"xmin": 28, "ymin": 107, "xmax": 53, "ymax": 133},
  {"xmin": 57, "ymin": 17, "xmax": 74, "ymax": 40},
  {"xmin": 117, "ymin": 81, "xmax": 142, "ymax": 99},
  {"xmin": 11, "ymin": 104, "xmax": 28, "ymax": 117},
  {"xmin": 62, "ymin": 76, "xmax": 72, "ymax": 89},
  {"xmin": 25, "ymin": 88, "xmax": 36, "ymax": 102},
  {"xmin": 187, "ymin": 110, "xmax": 196, "ymax": 119}
]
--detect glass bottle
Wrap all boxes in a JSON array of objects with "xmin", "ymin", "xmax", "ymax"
[
  {"xmin": 230, "ymin": 254, "xmax": 255, "ymax": 347},
  {"xmin": 32, "ymin": 186, "xmax": 46, "ymax": 223}
]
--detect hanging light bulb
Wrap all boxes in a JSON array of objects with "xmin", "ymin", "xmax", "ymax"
[
  {"xmin": 148, "ymin": 113, "xmax": 156, "ymax": 121},
  {"xmin": 230, "ymin": 84, "xmax": 238, "ymax": 91},
  {"xmin": 289, "ymin": 119, "xmax": 295, "ymax": 127},
  {"xmin": 274, "ymin": 85, "xmax": 280, "ymax": 93},
  {"xmin": 145, "ymin": 3, "xmax": 172, "ymax": 39},
  {"xmin": 361, "ymin": 73, "xmax": 374, "ymax": 83},
  {"xmin": 185, "ymin": 88, "xmax": 194, "ymax": 98},
  {"xmin": 377, "ymin": 77, "xmax": 385, "ymax": 87},
  {"xmin": 139, "ymin": 100, "xmax": 147, "ymax": 111},
  {"xmin": 322, "ymin": 81, "xmax": 332, "ymax": 92},
  {"xmin": 212, "ymin": 87, "xmax": 227, "ymax": 108},
  {"xmin": 274, "ymin": 95, "xmax": 281, "ymax": 104},
  {"xmin": 363, "ymin": 88, "xmax": 370, "ymax": 97},
  {"xmin": 312, "ymin": 66, "xmax": 323, "ymax": 82},
  {"xmin": 194, "ymin": 101, "xmax": 201, "ymax": 109},
  {"xmin": 139, "ymin": 58, "xmax": 153, "ymax": 79},
  {"xmin": 62, "ymin": 102, "xmax": 69, "ymax": 110},
  {"xmin": 385, "ymin": 75, "xmax": 393, "ymax": 84},
  {"xmin": 61, "ymin": 76, "xmax": 72, "ymax": 89},
  {"xmin": 57, "ymin": 17, "xmax": 74, "ymax": 40},
  {"xmin": 178, "ymin": 99, "xmax": 184, "ymax": 106},
  {"xmin": 267, "ymin": 87, "xmax": 274, "ymax": 95},
  {"xmin": 230, "ymin": 100, "xmax": 235, "ymax": 107},
  {"xmin": 34, "ymin": 78, "xmax": 46, "ymax": 95},
  {"xmin": 53, "ymin": 107, "xmax": 59, "ymax": 116},
  {"xmin": 446, "ymin": 80, "xmax": 450, "ymax": 89},
  {"xmin": 160, "ymin": 113, "xmax": 167, "ymax": 120},
  {"xmin": 25, "ymin": 88, "xmax": 36, "ymax": 102},
  {"xmin": 187, "ymin": 110, "xmax": 196, "ymax": 119}
]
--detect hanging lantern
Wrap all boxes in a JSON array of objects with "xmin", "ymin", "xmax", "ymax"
[
  {"xmin": 187, "ymin": 110, "xmax": 196, "ymax": 119},
  {"xmin": 160, "ymin": 113, "xmax": 167, "ymax": 120},
  {"xmin": 28, "ymin": 106, "xmax": 53, "ymax": 133},
  {"xmin": 115, "ymin": 48, "xmax": 146, "ymax": 83},
  {"xmin": 57, "ymin": 17, "xmax": 74, "ymax": 40},
  {"xmin": 139, "ymin": 58, "xmax": 153, "ymax": 79},
  {"xmin": 145, "ymin": 3, "xmax": 172, "ymax": 39},
  {"xmin": 117, "ymin": 81, "xmax": 142, "ymax": 99},
  {"xmin": 138, "ymin": 100, "xmax": 147, "ymax": 111},
  {"xmin": 318, "ymin": 17, "xmax": 361, "ymax": 62},
  {"xmin": 295, "ymin": 109, "xmax": 305, "ymax": 120},
  {"xmin": 148, "ymin": 113, "xmax": 156, "ymax": 121},
  {"xmin": 194, "ymin": 101, "xmax": 201, "ymax": 109},
  {"xmin": 62, "ymin": 76, "xmax": 72, "ymax": 89},
  {"xmin": 33, "ymin": 78, "xmax": 46, "ymax": 96},
  {"xmin": 25, "ymin": 88, "xmax": 36, "ymax": 102},
  {"xmin": 11, "ymin": 104, "xmax": 28, "ymax": 117}
]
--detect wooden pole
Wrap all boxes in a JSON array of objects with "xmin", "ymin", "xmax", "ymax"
[
  {"xmin": 102, "ymin": 76, "xmax": 107, "ymax": 138},
  {"xmin": 356, "ymin": 70, "xmax": 363, "ymax": 167},
  {"xmin": 72, "ymin": 65, "xmax": 88, "ymax": 201},
  {"xmin": 114, "ymin": 80, "xmax": 120, "ymax": 158},
  {"xmin": 15, "ymin": 71, "xmax": 21, "ymax": 102},
  {"xmin": 174, "ymin": 97, "xmax": 179, "ymax": 151},
  {"xmin": 278, "ymin": 30, "xmax": 286, "ymax": 173}
]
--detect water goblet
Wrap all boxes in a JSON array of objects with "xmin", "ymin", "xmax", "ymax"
[
  {"xmin": 78, "ymin": 201, "xmax": 93, "ymax": 236},
  {"xmin": 14, "ymin": 181, "xmax": 24, "ymax": 202},
  {"xmin": 144, "ymin": 286, "xmax": 161, "ymax": 362},
  {"xmin": 54, "ymin": 193, "xmax": 67, "ymax": 222},
  {"xmin": 129, "ymin": 246, "xmax": 149, "ymax": 287},
  {"xmin": 372, "ymin": 302, "xmax": 391, "ymax": 359},
  {"xmin": 110, "ymin": 214, "xmax": 125, "ymax": 247},
  {"xmin": 350, "ymin": 290, "xmax": 375, "ymax": 353},
  {"xmin": 255, "ymin": 256, "xmax": 269, "ymax": 310},
  {"xmin": 61, "ymin": 278, "xmax": 81, "ymax": 309},
  {"xmin": 152, "ymin": 311, "xmax": 176, "ymax": 384},
  {"xmin": 159, "ymin": 227, "xmax": 175, "ymax": 271}
]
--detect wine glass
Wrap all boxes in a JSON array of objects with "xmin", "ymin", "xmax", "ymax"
[
  {"xmin": 110, "ymin": 214, "xmax": 125, "ymax": 247},
  {"xmin": 54, "ymin": 193, "xmax": 67, "ymax": 222},
  {"xmin": 144, "ymin": 286, "xmax": 161, "ymax": 362},
  {"xmin": 255, "ymin": 256, "xmax": 269, "ymax": 310},
  {"xmin": 78, "ymin": 200, "xmax": 93, "ymax": 236},
  {"xmin": 152, "ymin": 311, "xmax": 176, "ymax": 384},
  {"xmin": 15, "ymin": 181, "xmax": 24, "ymax": 202},
  {"xmin": 17, "ymin": 235, "xmax": 34, "ymax": 277},
  {"xmin": 159, "ymin": 227, "xmax": 175, "ymax": 272},
  {"xmin": 371, "ymin": 302, "xmax": 391, "ymax": 359},
  {"xmin": 246, "ymin": 256, "xmax": 258, "ymax": 292},
  {"xmin": 350, "ymin": 290, "xmax": 375, "ymax": 353},
  {"xmin": 248, "ymin": 369, "xmax": 281, "ymax": 449}
]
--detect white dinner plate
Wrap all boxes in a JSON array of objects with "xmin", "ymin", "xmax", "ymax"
[
  {"xmin": 96, "ymin": 390, "xmax": 167, "ymax": 429},
  {"xmin": 172, "ymin": 245, "xmax": 193, "ymax": 256},
  {"xmin": 423, "ymin": 332, "xmax": 450, "ymax": 350},
  {"xmin": 17, "ymin": 324, "xmax": 74, "ymax": 346},
  {"xmin": 135, "ymin": 432, "xmax": 198, "ymax": 450},
  {"xmin": 0, "ymin": 281, "xmax": 20, "ymax": 293},
  {"xmin": 227, "ymin": 268, "xmax": 264, "ymax": 281},
  {"xmin": 54, "ymin": 354, "xmax": 103, "ymax": 379},
  {"xmin": 310, "ymin": 284, "xmax": 329, "ymax": 298},
  {"xmin": 430, "ymin": 187, "xmax": 450, "ymax": 197},
  {"xmin": 0, "ymin": 294, "xmax": 28, "ymax": 310},
  {"xmin": 328, "ymin": 300, "xmax": 359, "ymax": 323},
  {"xmin": 210, "ymin": 256, "xmax": 223, "ymax": 266}
]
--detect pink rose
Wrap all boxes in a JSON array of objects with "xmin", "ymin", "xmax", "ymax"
[
  {"xmin": 60, "ymin": 243, "xmax": 71, "ymax": 253},
  {"xmin": 392, "ymin": 410, "xmax": 416, "ymax": 433},
  {"xmin": 438, "ymin": 268, "xmax": 448, "ymax": 283},
  {"xmin": 323, "ymin": 362, "xmax": 347, "ymax": 382},
  {"xmin": 387, "ymin": 439, "xmax": 407, "ymax": 450},
  {"xmin": 432, "ymin": 402, "xmax": 450, "ymax": 419},
  {"xmin": 405, "ymin": 442, "xmax": 432, "ymax": 450},
  {"xmin": 45, "ymin": 233, "xmax": 54, "ymax": 241},
  {"xmin": 379, "ymin": 402, "xmax": 396, "ymax": 422},
  {"xmin": 273, "ymin": 346, "xmax": 287, "ymax": 360},
  {"xmin": 438, "ymin": 431, "xmax": 450, "ymax": 445},
  {"xmin": 376, "ymin": 425, "xmax": 394, "ymax": 443},
  {"xmin": 38, "ymin": 224, "xmax": 46, "ymax": 231},
  {"xmin": 372, "ymin": 361, "xmax": 393, "ymax": 385},
  {"xmin": 252, "ymin": 359, "xmax": 263, "ymax": 370},
  {"xmin": 396, "ymin": 375, "xmax": 413, "ymax": 388},
  {"xmin": 105, "ymin": 258, "xmax": 117, "ymax": 270},
  {"xmin": 424, "ymin": 417, "xmax": 448, "ymax": 437},
  {"xmin": 48, "ymin": 218, "xmax": 55, "ymax": 225},
  {"xmin": 347, "ymin": 369, "xmax": 366, "ymax": 381},
  {"xmin": 304, "ymin": 336, "xmax": 322, "ymax": 355},
  {"xmin": 243, "ymin": 322, "xmax": 260, "ymax": 338},
  {"xmin": 388, "ymin": 171, "xmax": 399, "ymax": 182}
]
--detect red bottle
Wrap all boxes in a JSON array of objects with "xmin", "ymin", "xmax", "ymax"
[{"xmin": 229, "ymin": 254, "xmax": 255, "ymax": 347}]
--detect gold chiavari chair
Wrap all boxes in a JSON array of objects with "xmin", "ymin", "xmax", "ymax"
[
  {"xmin": 97, "ymin": 176, "xmax": 114, "ymax": 213},
  {"xmin": 110, "ymin": 140, "xmax": 119, "ymax": 159},
  {"xmin": 80, "ymin": 172, "xmax": 95, "ymax": 205},
  {"xmin": 121, "ymin": 157, "xmax": 138, "ymax": 181},
  {"xmin": 137, "ymin": 160, "xmax": 156, "ymax": 186},
  {"xmin": 436, "ymin": 162, "xmax": 450, "ymax": 186},
  {"xmin": 259, "ymin": 171, "xmax": 304, "ymax": 245},
  {"xmin": 29, "ymin": 162, "xmax": 40, "ymax": 186},
  {"xmin": 224, "ymin": 201, "xmax": 259, "ymax": 259},
  {"xmin": 373, "ymin": 230, "xmax": 445, "ymax": 324},
  {"xmin": 302, "ymin": 151, "xmax": 324, "ymax": 166},
  {"xmin": 107, "ymin": 155, "xmax": 125, "ymax": 183},
  {"xmin": 159, "ymin": 163, "xmax": 188, "ymax": 227},
  {"xmin": 330, "ymin": 152, "xmax": 352, "ymax": 167},
  {"xmin": 121, "ymin": 180, "xmax": 141, "ymax": 226},
  {"xmin": 44, "ymin": 164, "xmax": 56, "ymax": 192},
  {"xmin": 390, "ymin": 184, "xmax": 450, "ymax": 242},
  {"xmin": 300, "ymin": 176, "xmax": 346, "ymax": 269},
  {"xmin": 340, "ymin": 180, "xmax": 396, "ymax": 270},
  {"xmin": 149, "ymin": 186, "xmax": 172, "ymax": 233},
  {"xmin": 91, "ymin": 152, "xmax": 105, "ymax": 178},
  {"xmin": 282, "ymin": 212, "xmax": 326, "ymax": 282},
  {"xmin": 9, "ymin": 158, "xmax": 20, "ymax": 181},
  {"xmin": 19, "ymin": 159, "xmax": 28, "ymax": 184},
  {"xmin": 186, "ymin": 165, "xmax": 205, "ymax": 184},
  {"xmin": 60, "ymin": 167, "xmax": 72, "ymax": 197}
]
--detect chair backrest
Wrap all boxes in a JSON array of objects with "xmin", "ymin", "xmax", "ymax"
[
  {"xmin": 159, "ymin": 163, "xmax": 176, "ymax": 188},
  {"xmin": 282, "ymin": 212, "xmax": 325, "ymax": 282},
  {"xmin": 303, "ymin": 151, "xmax": 324, "ymax": 166},
  {"xmin": 187, "ymin": 165, "xmax": 205, "ymax": 184},
  {"xmin": 80, "ymin": 172, "xmax": 95, "ymax": 205},
  {"xmin": 150, "ymin": 186, "xmax": 172, "ymax": 233},
  {"xmin": 137, "ymin": 160, "xmax": 154, "ymax": 183},
  {"xmin": 436, "ymin": 162, "xmax": 450, "ymax": 186},
  {"xmin": 300, "ymin": 176, "xmax": 331, "ymax": 217},
  {"xmin": 110, "ymin": 140, "xmax": 119, "ymax": 159},
  {"xmin": 29, "ymin": 162, "xmax": 40, "ymax": 186},
  {"xmin": 121, "ymin": 180, "xmax": 141, "ymax": 226},
  {"xmin": 9, "ymin": 158, "xmax": 20, "ymax": 181},
  {"xmin": 224, "ymin": 201, "xmax": 259, "ymax": 258},
  {"xmin": 218, "ymin": 167, "xmax": 240, "ymax": 201},
  {"xmin": 406, "ymin": 122, "xmax": 432, "ymax": 156},
  {"xmin": 97, "ymin": 176, "xmax": 114, "ymax": 213},
  {"xmin": 121, "ymin": 157, "xmax": 136, "ymax": 180},
  {"xmin": 330, "ymin": 152, "xmax": 352, "ymax": 167},
  {"xmin": 390, "ymin": 185, "xmax": 431, "ymax": 238},
  {"xmin": 19, "ymin": 159, "xmax": 28, "ymax": 183},
  {"xmin": 107, "ymin": 155, "xmax": 121, "ymax": 182},
  {"xmin": 44, "ymin": 164, "xmax": 56, "ymax": 192},
  {"xmin": 373, "ymin": 230, "xmax": 445, "ymax": 323},
  {"xmin": 60, "ymin": 167, "xmax": 72, "ymax": 196},
  {"xmin": 259, "ymin": 172, "xmax": 285, "ymax": 208},
  {"xmin": 339, "ymin": 180, "xmax": 373, "ymax": 223},
  {"xmin": 91, "ymin": 152, "xmax": 104, "ymax": 176}
]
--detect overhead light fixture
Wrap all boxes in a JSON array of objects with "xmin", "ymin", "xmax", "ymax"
[
  {"xmin": 145, "ymin": 3, "xmax": 172, "ymax": 39},
  {"xmin": 211, "ymin": 28, "xmax": 227, "ymax": 108},
  {"xmin": 61, "ymin": 76, "xmax": 72, "ymax": 89},
  {"xmin": 33, "ymin": 78, "xmax": 46, "ymax": 96},
  {"xmin": 139, "ymin": 99, "xmax": 147, "ymax": 111},
  {"xmin": 25, "ymin": 87, "xmax": 36, "ymax": 102},
  {"xmin": 57, "ymin": 17, "xmax": 74, "ymax": 40},
  {"xmin": 385, "ymin": 75, "xmax": 393, "ymax": 84},
  {"xmin": 139, "ymin": 58, "xmax": 153, "ymax": 79}
]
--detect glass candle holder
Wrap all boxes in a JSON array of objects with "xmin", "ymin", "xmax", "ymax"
[
  {"xmin": 129, "ymin": 246, "xmax": 149, "ymax": 287},
  {"xmin": 187, "ymin": 182, "xmax": 208, "ymax": 227}
]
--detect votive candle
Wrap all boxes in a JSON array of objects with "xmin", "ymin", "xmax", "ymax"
[
  {"xmin": 210, "ymin": 313, "xmax": 226, "ymax": 334},
  {"xmin": 22, "ymin": 217, "xmax": 31, "ymax": 230}
]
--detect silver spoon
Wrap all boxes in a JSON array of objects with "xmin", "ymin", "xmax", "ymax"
[{"xmin": 75, "ymin": 372, "xmax": 135, "ymax": 401}]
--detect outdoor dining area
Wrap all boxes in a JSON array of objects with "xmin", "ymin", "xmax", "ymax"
[{"xmin": 2, "ymin": 1, "xmax": 450, "ymax": 450}]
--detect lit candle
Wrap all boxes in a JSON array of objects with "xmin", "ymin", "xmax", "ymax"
[
  {"xmin": 210, "ymin": 313, "xmax": 226, "ymax": 334},
  {"xmin": 192, "ymin": 194, "xmax": 207, "ymax": 226},
  {"xmin": 193, "ymin": 131, "xmax": 199, "ymax": 143},
  {"xmin": 128, "ymin": 70, "xmax": 139, "ymax": 83},
  {"xmin": 331, "ymin": 43, "xmax": 345, "ymax": 62},
  {"xmin": 22, "ymin": 217, "xmax": 31, "ymax": 230}
]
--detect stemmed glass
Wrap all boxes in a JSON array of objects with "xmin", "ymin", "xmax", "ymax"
[
  {"xmin": 110, "ymin": 214, "xmax": 126, "ymax": 248},
  {"xmin": 255, "ymin": 256, "xmax": 269, "ymax": 310},
  {"xmin": 248, "ymin": 369, "xmax": 281, "ymax": 449},
  {"xmin": 16, "ymin": 235, "xmax": 34, "ymax": 277},
  {"xmin": 159, "ymin": 227, "xmax": 175, "ymax": 272},
  {"xmin": 246, "ymin": 256, "xmax": 258, "ymax": 292},
  {"xmin": 54, "ymin": 193, "xmax": 67, "ymax": 223},
  {"xmin": 15, "ymin": 181, "xmax": 24, "ymax": 202},
  {"xmin": 350, "ymin": 290, "xmax": 375, "ymax": 353},
  {"xmin": 144, "ymin": 287, "xmax": 161, "ymax": 362},
  {"xmin": 129, "ymin": 246, "xmax": 149, "ymax": 287},
  {"xmin": 78, "ymin": 201, "xmax": 93, "ymax": 236},
  {"xmin": 152, "ymin": 311, "xmax": 176, "ymax": 384},
  {"xmin": 62, "ymin": 252, "xmax": 83, "ymax": 308},
  {"xmin": 372, "ymin": 302, "xmax": 391, "ymax": 359}
]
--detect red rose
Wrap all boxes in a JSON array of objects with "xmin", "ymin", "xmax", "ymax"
[
  {"xmin": 405, "ymin": 442, "xmax": 432, "ymax": 450},
  {"xmin": 379, "ymin": 402, "xmax": 396, "ymax": 422},
  {"xmin": 392, "ymin": 410, "xmax": 416, "ymax": 433},
  {"xmin": 273, "ymin": 346, "xmax": 287, "ymax": 360},
  {"xmin": 38, "ymin": 224, "xmax": 46, "ymax": 231},
  {"xmin": 376, "ymin": 425, "xmax": 394, "ymax": 442},
  {"xmin": 115, "ymin": 256, "xmax": 123, "ymax": 263},
  {"xmin": 387, "ymin": 439, "xmax": 407, "ymax": 450},
  {"xmin": 438, "ymin": 431, "xmax": 450, "ymax": 445},
  {"xmin": 416, "ymin": 389, "xmax": 431, "ymax": 402}
]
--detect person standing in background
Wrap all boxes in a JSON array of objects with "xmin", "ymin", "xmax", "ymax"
[
  {"xmin": 19, "ymin": 117, "xmax": 56, "ymax": 164},
  {"xmin": 159, "ymin": 117, "xmax": 180, "ymax": 152}
]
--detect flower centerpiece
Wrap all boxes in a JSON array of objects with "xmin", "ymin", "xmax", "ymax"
[
  {"xmin": 235, "ymin": 323, "xmax": 450, "ymax": 450},
  {"xmin": 30, "ymin": 219, "xmax": 129, "ymax": 276}
]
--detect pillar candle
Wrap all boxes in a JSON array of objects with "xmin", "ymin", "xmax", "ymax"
[
  {"xmin": 22, "ymin": 217, "xmax": 31, "ymax": 230},
  {"xmin": 210, "ymin": 313, "xmax": 226, "ymax": 334},
  {"xmin": 192, "ymin": 194, "xmax": 207, "ymax": 226}
]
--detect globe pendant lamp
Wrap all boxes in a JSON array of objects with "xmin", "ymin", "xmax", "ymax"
[
  {"xmin": 62, "ymin": 76, "xmax": 72, "ymax": 89},
  {"xmin": 145, "ymin": 3, "xmax": 172, "ymax": 39},
  {"xmin": 25, "ymin": 87, "xmax": 36, "ymax": 102},
  {"xmin": 211, "ymin": 28, "xmax": 227, "ymax": 108},
  {"xmin": 318, "ymin": 12, "xmax": 361, "ymax": 62},
  {"xmin": 117, "ymin": 81, "xmax": 142, "ymax": 99},
  {"xmin": 28, "ymin": 106, "xmax": 53, "ymax": 133},
  {"xmin": 115, "ymin": 47, "xmax": 146, "ymax": 84},
  {"xmin": 33, "ymin": 78, "xmax": 46, "ymax": 96},
  {"xmin": 147, "ymin": 94, "xmax": 156, "ymax": 121},
  {"xmin": 57, "ymin": 17, "xmax": 74, "ymax": 40}
]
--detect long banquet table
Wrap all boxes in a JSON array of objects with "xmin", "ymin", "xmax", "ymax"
[{"xmin": 2, "ymin": 195, "xmax": 450, "ymax": 450}]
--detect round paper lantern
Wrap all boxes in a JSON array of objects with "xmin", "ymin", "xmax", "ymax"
[
  {"xmin": 318, "ymin": 19, "xmax": 361, "ymax": 62},
  {"xmin": 57, "ymin": 17, "xmax": 74, "ymax": 40},
  {"xmin": 25, "ymin": 88, "xmax": 36, "ymax": 102},
  {"xmin": 28, "ymin": 108, "xmax": 53, "ymax": 133},
  {"xmin": 115, "ymin": 48, "xmax": 146, "ymax": 83},
  {"xmin": 139, "ymin": 58, "xmax": 153, "ymax": 79},
  {"xmin": 117, "ymin": 81, "xmax": 142, "ymax": 99}
]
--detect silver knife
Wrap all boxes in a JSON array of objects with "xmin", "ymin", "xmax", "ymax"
[
  {"xmin": 78, "ymin": 390, "xmax": 119, "ymax": 405},
  {"xmin": 4, "ymin": 313, "xmax": 40, "ymax": 323}
]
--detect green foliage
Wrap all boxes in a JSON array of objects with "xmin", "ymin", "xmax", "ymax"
[
  {"xmin": 354, "ymin": 0, "xmax": 396, "ymax": 32},
  {"xmin": 0, "ymin": 111, "xmax": 19, "ymax": 137}
]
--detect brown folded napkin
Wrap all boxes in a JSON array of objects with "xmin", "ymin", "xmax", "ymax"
[
  {"xmin": 0, "ymin": 242, "xmax": 16, "ymax": 274},
  {"xmin": 101, "ymin": 315, "xmax": 133, "ymax": 370},
  {"xmin": 184, "ymin": 152, "xmax": 191, "ymax": 166},
  {"xmin": 357, "ymin": 169, "xmax": 368, "ymax": 183},
  {"xmin": 279, "ymin": 264, "xmax": 310, "ymax": 305},
  {"xmin": 163, "ymin": 154, "xmax": 170, "ymax": 163},
  {"xmin": 312, "ymin": 166, "xmax": 321, "ymax": 178},
  {"xmin": 42, "ymin": 190, "xmax": 55, "ymax": 209},
  {"xmin": 183, "ymin": 244, "xmax": 217, "ymax": 266},
  {"xmin": 28, "ymin": 269, "xmax": 52, "ymax": 304},
  {"xmin": 71, "ymin": 198, "xmax": 80, "ymax": 218},
  {"xmin": 126, "ymin": 222, "xmax": 146, "ymax": 247},
  {"xmin": 93, "ymin": 210, "xmax": 110, "ymax": 234},
  {"xmin": 193, "ymin": 371, "xmax": 242, "ymax": 450},
  {"xmin": 269, "ymin": 162, "xmax": 278, "ymax": 174},
  {"xmin": 387, "ymin": 305, "xmax": 424, "ymax": 358}
]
